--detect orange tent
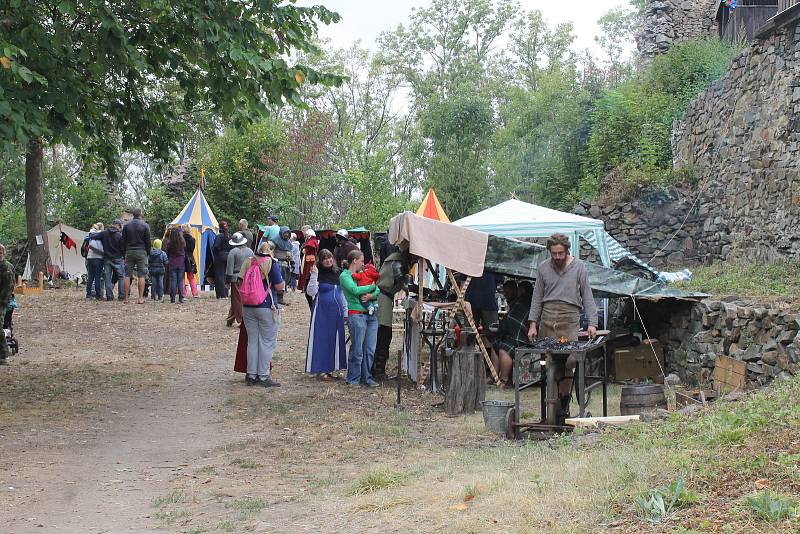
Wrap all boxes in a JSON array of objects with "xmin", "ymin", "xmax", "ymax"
[{"xmin": 415, "ymin": 188, "xmax": 450, "ymax": 222}]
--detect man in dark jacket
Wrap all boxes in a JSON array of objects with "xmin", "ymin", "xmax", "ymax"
[
  {"xmin": 333, "ymin": 229, "xmax": 359, "ymax": 268},
  {"xmin": 373, "ymin": 247, "xmax": 408, "ymax": 380},
  {"xmin": 122, "ymin": 208, "xmax": 152, "ymax": 304},
  {"xmin": 92, "ymin": 219, "xmax": 125, "ymax": 300}
]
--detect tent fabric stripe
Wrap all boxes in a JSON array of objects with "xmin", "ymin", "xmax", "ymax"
[{"xmin": 415, "ymin": 188, "xmax": 450, "ymax": 223}]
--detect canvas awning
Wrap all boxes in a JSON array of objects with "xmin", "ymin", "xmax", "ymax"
[
  {"xmin": 453, "ymin": 198, "xmax": 612, "ymax": 267},
  {"xmin": 390, "ymin": 212, "xmax": 706, "ymax": 301}
]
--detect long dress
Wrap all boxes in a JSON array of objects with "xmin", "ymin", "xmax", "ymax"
[{"xmin": 305, "ymin": 272, "xmax": 347, "ymax": 374}]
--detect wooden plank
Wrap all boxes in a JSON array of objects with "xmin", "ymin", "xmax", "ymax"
[
  {"xmin": 446, "ymin": 269, "xmax": 501, "ymax": 386},
  {"xmin": 565, "ymin": 415, "xmax": 641, "ymax": 428},
  {"xmin": 713, "ymin": 355, "xmax": 747, "ymax": 393}
]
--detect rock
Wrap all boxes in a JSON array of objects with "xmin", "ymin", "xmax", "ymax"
[
  {"xmin": 723, "ymin": 303, "xmax": 738, "ymax": 322},
  {"xmin": 753, "ymin": 308, "xmax": 768, "ymax": 320},
  {"xmin": 678, "ymin": 404, "xmax": 701, "ymax": 416},
  {"xmin": 740, "ymin": 345, "xmax": 762, "ymax": 362},
  {"xmin": 665, "ymin": 373, "xmax": 682, "ymax": 386},
  {"xmin": 777, "ymin": 330, "xmax": 797, "ymax": 345},
  {"xmin": 746, "ymin": 362, "xmax": 764, "ymax": 374},
  {"xmin": 640, "ymin": 409, "xmax": 671, "ymax": 422},
  {"xmin": 573, "ymin": 432, "xmax": 602, "ymax": 447},
  {"xmin": 722, "ymin": 390, "xmax": 746, "ymax": 402},
  {"xmin": 761, "ymin": 350, "xmax": 778, "ymax": 365}
]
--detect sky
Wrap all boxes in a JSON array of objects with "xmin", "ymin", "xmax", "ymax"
[{"xmin": 297, "ymin": 0, "xmax": 633, "ymax": 55}]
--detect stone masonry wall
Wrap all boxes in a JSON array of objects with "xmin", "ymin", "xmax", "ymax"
[
  {"xmin": 637, "ymin": 299, "xmax": 800, "ymax": 387},
  {"xmin": 672, "ymin": 13, "xmax": 800, "ymax": 262},
  {"xmin": 636, "ymin": 0, "xmax": 719, "ymax": 67},
  {"xmin": 579, "ymin": 10, "xmax": 800, "ymax": 266}
]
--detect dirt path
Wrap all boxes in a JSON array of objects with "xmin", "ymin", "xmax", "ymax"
[{"xmin": 1, "ymin": 291, "xmax": 248, "ymax": 533}]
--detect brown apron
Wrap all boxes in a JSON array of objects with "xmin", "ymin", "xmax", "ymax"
[{"xmin": 539, "ymin": 301, "xmax": 581, "ymax": 341}]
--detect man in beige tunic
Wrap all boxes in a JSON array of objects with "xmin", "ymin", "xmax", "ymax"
[{"xmin": 528, "ymin": 233, "xmax": 597, "ymax": 423}]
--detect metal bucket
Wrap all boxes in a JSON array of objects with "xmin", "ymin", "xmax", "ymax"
[{"xmin": 481, "ymin": 400, "xmax": 514, "ymax": 434}]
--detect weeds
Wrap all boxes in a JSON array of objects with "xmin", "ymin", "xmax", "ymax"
[
  {"xmin": 152, "ymin": 490, "xmax": 189, "ymax": 508},
  {"xmin": 225, "ymin": 496, "xmax": 266, "ymax": 518},
  {"xmin": 216, "ymin": 520, "xmax": 236, "ymax": 532},
  {"xmin": 635, "ymin": 475, "xmax": 699, "ymax": 523},
  {"xmin": 744, "ymin": 491, "xmax": 798, "ymax": 521},
  {"xmin": 349, "ymin": 469, "xmax": 408, "ymax": 495},
  {"xmin": 154, "ymin": 509, "xmax": 190, "ymax": 526},
  {"xmin": 230, "ymin": 458, "xmax": 260, "ymax": 469}
]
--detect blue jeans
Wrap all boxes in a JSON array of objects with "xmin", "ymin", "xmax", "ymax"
[
  {"xmin": 169, "ymin": 266, "xmax": 185, "ymax": 301},
  {"xmin": 104, "ymin": 259, "xmax": 125, "ymax": 300},
  {"xmin": 150, "ymin": 273, "xmax": 164, "ymax": 299},
  {"xmin": 86, "ymin": 258, "xmax": 104, "ymax": 299},
  {"xmin": 346, "ymin": 313, "xmax": 378, "ymax": 384}
]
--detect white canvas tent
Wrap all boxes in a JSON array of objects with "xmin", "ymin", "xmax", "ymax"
[
  {"xmin": 453, "ymin": 199, "xmax": 612, "ymax": 267},
  {"xmin": 23, "ymin": 224, "xmax": 88, "ymax": 281}
]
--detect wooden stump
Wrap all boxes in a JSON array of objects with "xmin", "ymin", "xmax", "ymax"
[{"xmin": 445, "ymin": 347, "xmax": 486, "ymax": 415}]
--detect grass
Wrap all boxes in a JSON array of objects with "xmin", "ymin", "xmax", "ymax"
[
  {"xmin": 349, "ymin": 469, "xmax": 410, "ymax": 495},
  {"xmin": 744, "ymin": 491, "xmax": 799, "ymax": 521},
  {"xmin": 225, "ymin": 496, "xmax": 267, "ymax": 518},
  {"xmin": 675, "ymin": 261, "xmax": 800, "ymax": 298},
  {"xmin": 215, "ymin": 520, "xmax": 236, "ymax": 532},
  {"xmin": 154, "ymin": 509, "xmax": 191, "ymax": 526},
  {"xmin": 152, "ymin": 490, "xmax": 189, "ymax": 508},
  {"xmin": 351, "ymin": 420, "xmax": 409, "ymax": 438},
  {"xmin": 230, "ymin": 458, "xmax": 260, "ymax": 469}
]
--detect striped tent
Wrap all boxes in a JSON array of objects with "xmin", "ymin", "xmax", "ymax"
[
  {"xmin": 416, "ymin": 188, "xmax": 450, "ymax": 222},
  {"xmin": 171, "ymin": 187, "xmax": 219, "ymax": 286}
]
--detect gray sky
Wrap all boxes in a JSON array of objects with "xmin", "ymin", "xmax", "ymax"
[{"xmin": 298, "ymin": 0, "xmax": 633, "ymax": 55}]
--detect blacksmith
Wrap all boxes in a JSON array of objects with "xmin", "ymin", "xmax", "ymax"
[{"xmin": 528, "ymin": 233, "xmax": 597, "ymax": 423}]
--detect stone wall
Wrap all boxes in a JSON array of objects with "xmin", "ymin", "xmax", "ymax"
[
  {"xmin": 636, "ymin": 299, "xmax": 800, "ymax": 387},
  {"xmin": 580, "ymin": 8, "xmax": 800, "ymax": 266},
  {"xmin": 672, "ymin": 10, "xmax": 800, "ymax": 262},
  {"xmin": 575, "ymin": 183, "xmax": 719, "ymax": 267},
  {"xmin": 636, "ymin": 0, "xmax": 719, "ymax": 67}
]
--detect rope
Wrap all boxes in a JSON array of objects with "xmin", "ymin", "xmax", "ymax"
[
  {"xmin": 650, "ymin": 184, "xmax": 706, "ymax": 262},
  {"xmin": 629, "ymin": 295, "xmax": 702, "ymax": 406}
]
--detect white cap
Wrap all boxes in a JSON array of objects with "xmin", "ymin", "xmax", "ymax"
[{"xmin": 336, "ymin": 229, "xmax": 348, "ymax": 238}]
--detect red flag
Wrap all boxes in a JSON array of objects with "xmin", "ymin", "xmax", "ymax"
[{"xmin": 60, "ymin": 232, "xmax": 77, "ymax": 250}]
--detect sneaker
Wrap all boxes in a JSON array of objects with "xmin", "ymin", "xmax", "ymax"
[
  {"xmin": 245, "ymin": 375, "xmax": 258, "ymax": 386},
  {"xmin": 345, "ymin": 381, "xmax": 360, "ymax": 388},
  {"xmin": 364, "ymin": 380, "xmax": 380, "ymax": 388},
  {"xmin": 258, "ymin": 377, "xmax": 281, "ymax": 388}
]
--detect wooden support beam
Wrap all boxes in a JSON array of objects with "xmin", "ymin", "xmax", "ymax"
[{"xmin": 446, "ymin": 269, "xmax": 501, "ymax": 386}]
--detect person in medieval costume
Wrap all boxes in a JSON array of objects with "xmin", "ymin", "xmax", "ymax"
[
  {"xmin": 298, "ymin": 229, "xmax": 319, "ymax": 311},
  {"xmin": 0, "ymin": 244, "xmax": 15, "ymax": 362},
  {"xmin": 304, "ymin": 249, "xmax": 348, "ymax": 381}
]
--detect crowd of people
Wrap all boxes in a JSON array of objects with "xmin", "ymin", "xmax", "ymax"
[{"xmin": 73, "ymin": 211, "xmax": 595, "ymax": 414}]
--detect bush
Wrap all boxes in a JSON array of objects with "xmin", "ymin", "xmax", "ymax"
[{"xmin": 583, "ymin": 39, "xmax": 741, "ymax": 198}]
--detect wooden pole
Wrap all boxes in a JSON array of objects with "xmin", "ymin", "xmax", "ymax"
[
  {"xmin": 447, "ymin": 269, "xmax": 501, "ymax": 386},
  {"xmin": 416, "ymin": 257, "xmax": 426, "ymax": 386}
]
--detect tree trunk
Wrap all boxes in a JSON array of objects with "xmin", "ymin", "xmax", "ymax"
[
  {"xmin": 25, "ymin": 138, "xmax": 49, "ymax": 280},
  {"xmin": 444, "ymin": 346, "xmax": 486, "ymax": 416}
]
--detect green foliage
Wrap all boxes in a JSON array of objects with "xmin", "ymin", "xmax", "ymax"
[
  {"xmin": 337, "ymin": 170, "xmax": 410, "ymax": 230},
  {"xmin": 421, "ymin": 91, "xmax": 494, "ymax": 219},
  {"xmin": 675, "ymin": 261, "xmax": 800, "ymax": 298},
  {"xmin": 0, "ymin": 0, "xmax": 343, "ymax": 170},
  {"xmin": 744, "ymin": 491, "xmax": 799, "ymax": 521},
  {"xmin": 143, "ymin": 186, "xmax": 183, "ymax": 238},
  {"xmin": 584, "ymin": 39, "xmax": 741, "ymax": 199},
  {"xmin": 635, "ymin": 475, "xmax": 700, "ymax": 523},
  {"xmin": 200, "ymin": 119, "xmax": 286, "ymax": 225},
  {"xmin": 349, "ymin": 469, "xmax": 408, "ymax": 495},
  {"xmin": 52, "ymin": 179, "xmax": 121, "ymax": 231}
]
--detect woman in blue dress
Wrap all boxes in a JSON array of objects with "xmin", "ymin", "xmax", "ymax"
[{"xmin": 305, "ymin": 249, "xmax": 348, "ymax": 381}]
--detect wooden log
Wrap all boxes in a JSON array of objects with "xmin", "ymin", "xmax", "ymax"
[
  {"xmin": 444, "ymin": 346, "xmax": 485, "ymax": 415},
  {"xmin": 565, "ymin": 415, "xmax": 640, "ymax": 428}
]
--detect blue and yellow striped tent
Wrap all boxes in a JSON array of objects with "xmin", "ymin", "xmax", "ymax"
[{"xmin": 171, "ymin": 187, "xmax": 219, "ymax": 286}]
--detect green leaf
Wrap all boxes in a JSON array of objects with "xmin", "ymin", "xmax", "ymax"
[{"xmin": 57, "ymin": 1, "xmax": 76, "ymax": 16}]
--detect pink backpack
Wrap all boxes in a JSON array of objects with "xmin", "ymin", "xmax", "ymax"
[{"xmin": 239, "ymin": 256, "xmax": 273, "ymax": 306}]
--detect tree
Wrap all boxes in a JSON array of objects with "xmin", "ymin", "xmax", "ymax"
[{"xmin": 0, "ymin": 0, "xmax": 343, "ymax": 277}]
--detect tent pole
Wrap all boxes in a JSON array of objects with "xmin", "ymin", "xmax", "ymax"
[{"xmin": 416, "ymin": 258, "xmax": 425, "ymax": 387}]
